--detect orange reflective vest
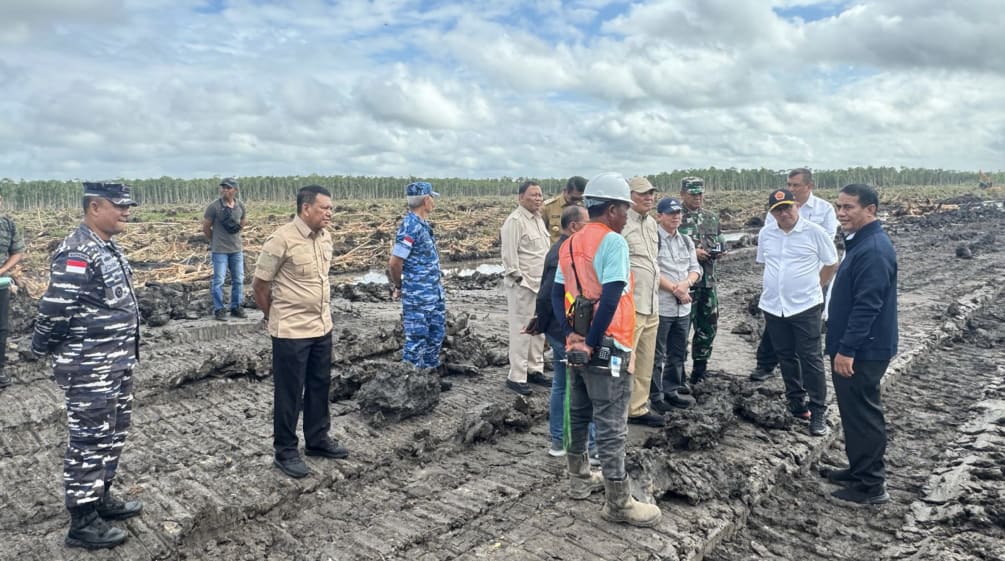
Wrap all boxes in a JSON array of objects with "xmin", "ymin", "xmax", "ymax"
[{"xmin": 558, "ymin": 222, "xmax": 636, "ymax": 350}]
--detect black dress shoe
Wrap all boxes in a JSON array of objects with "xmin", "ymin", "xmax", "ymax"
[
  {"xmin": 274, "ymin": 455, "xmax": 310, "ymax": 478},
  {"xmin": 305, "ymin": 439, "xmax": 349, "ymax": 459},
  {"xmin": 749, "ymin": 367, "xmax": 777, "ymax": 382},
  {"xmin": 628, "ymin": 410, "xmax": 666, "ymax": 428},
  {"xmin": 831, "ymin": 485, "xmax": 890, "ymax": 505},
  {"xmin": 526, "ymin": 371, "xmax": 552, "ymax": 387},
  {"xmin": 819, "ymin": 466, "xmax": 856, "ymax": 487},
  {"xmin": 663, "ymin": 391, "xmax": 696, "ymax": 409},
  {"xmin": 506, "ymin": 379, "xmax": 533, "ymax": 396}
]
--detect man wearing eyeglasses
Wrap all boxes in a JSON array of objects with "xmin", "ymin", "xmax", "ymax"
[{"xmin": 203, "ymin": 177, "xmax": 247, "ymax": 321}]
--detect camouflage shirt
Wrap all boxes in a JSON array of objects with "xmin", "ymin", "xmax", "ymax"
[
  {"xmin": 0, "ymin": 216, "xmax": 25, "ymax": 264},
  {"xmin": 32, "ymin": 223, "xmax": 140, "ymax": 383},
  {"xmin": 679, "ymin": 207, "xmax": 725, "ymax": 288}
]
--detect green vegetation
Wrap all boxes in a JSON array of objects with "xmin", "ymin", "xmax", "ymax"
[{"xmin": 1, "ymin": 167, "xmax": 1000, "ymax": 211}]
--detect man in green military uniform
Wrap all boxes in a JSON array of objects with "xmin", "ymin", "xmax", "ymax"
[
  {"xmin": 677, "ymin": 177, "xmax": 725, "ymax": 385},
  {"xmin": 541, "ymin": 176, "xmax": 587, "ymax": 244}
]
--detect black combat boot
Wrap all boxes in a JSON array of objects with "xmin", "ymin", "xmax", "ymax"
[
  {"xmin": 96, "ymin": 483, "xmax": 143, "ymax": 521},
  {"xmin": 66, "ymin": 503, "xmax": 127, "ymax": 549},
  {"xmin": 689, "ymin": 360, "xmax": 708, "ymax": 385}
]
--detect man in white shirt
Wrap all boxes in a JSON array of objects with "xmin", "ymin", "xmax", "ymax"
[
  {"xmin": 757, "ymin": 189, "xmax": 838, "ymax": 436},
  {"xmin": 501, "ymin": 180, "xmax": 551, "ymax": 395},
  {"xmin": 751, "ymin": 168, "xmax": 838, "ymax": 382}
]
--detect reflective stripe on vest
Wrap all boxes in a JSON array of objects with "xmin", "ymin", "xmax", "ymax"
[{"xmin": 558, "ymin": 222, "xmax": 635, "ymax": 350}]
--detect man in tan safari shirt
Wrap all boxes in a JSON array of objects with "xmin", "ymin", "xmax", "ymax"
[
  {"xmin": 501, "ymin": 180, "xmax": 550, "ymax": 396},
  {"xmin": 253, "ymin": 185, "xmax": 349, "ymax": 479}
]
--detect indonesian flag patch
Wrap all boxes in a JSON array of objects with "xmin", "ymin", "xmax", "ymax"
[
  {"xmin": 401, "ymin": 235, "xmax": 414, "ymax": 248},
  {"xmin": 65, "ymin": 259, "xmax": 87, "ymax": 275}
]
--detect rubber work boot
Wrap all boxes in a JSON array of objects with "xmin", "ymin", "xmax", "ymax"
[
  {"xmin": 96, "ymin": 483, "xmax": 143, "ymax": 520},
  {"xmin": 0, "ymin": 369, "xmax": 11, "ymax": 389},
  {"xmin": 601, "ymin": 477, "xmax": 662, "ymax": 527},
  {"xmin": 689, "ymin": 360, "xmax": 708, "ymax": 385},
  {"xmin": 567, "ymin": 452, "xmax": 603, "ymax": 500},
  {"xmin": 65, "ymin": 504, "xmax": 127, "ymax": 549}
]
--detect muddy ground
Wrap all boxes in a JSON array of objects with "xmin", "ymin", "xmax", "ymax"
[{"xmin": 0, "ymin": 200, "xmax": 1002, "ymax": 561}]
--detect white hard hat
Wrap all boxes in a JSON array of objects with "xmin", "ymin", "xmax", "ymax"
[{"xmin": 584, "ymin": 172, "xmax": 633, "ymax": 207}]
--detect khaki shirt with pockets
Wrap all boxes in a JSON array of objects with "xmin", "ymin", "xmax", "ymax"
[
  {"xmin": 500, "ymin": 206, "xmax": 549, "ymax": 293},
  {"xmin": 254, "ymin": 215, "xmax": 333, "ymax": 339},
  {"xmin": 622, "ymin": 208, "xmax": 660, "ymax": 315}
]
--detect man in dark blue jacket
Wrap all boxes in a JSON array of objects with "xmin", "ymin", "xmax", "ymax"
[{"xmin": 822, "ymin": 183, "xmax": 898, "ymax": 505}]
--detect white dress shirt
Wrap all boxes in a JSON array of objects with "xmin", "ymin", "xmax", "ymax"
[{"xmin": 757, "ymin": 217, "xmax": 839, "ymax": 317}]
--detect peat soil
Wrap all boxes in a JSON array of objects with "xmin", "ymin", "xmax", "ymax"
[{"xmin": 0, "ymin": 204, "xmax": 1001, "ymax": 561}]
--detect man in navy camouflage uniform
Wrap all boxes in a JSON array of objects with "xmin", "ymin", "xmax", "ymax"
[
  {"xmin": 0, "ymin": 194, "xmax": 25, "ymax": 389},
  {"xmin": 32, "ymin": 182, "xmax": 143, "ymax": 549},
  {"xmin": 678, "ymin": 177, "xmax": 726, "ymax": 385},
  {"xmin": 388, "ymin": 182, "xmax": 445, "ymax": 369}
]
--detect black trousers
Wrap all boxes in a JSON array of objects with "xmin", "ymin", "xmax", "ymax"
[
  {"xmin": 0, "ymin": 286, "xmax": 9, "ymax": 367},
  {"xmin": 272, "ymin": 332, "xmax": 333, "ymax": 459},
  {"xmin": 831, "ymin": 358, "xmax": 889, "ymax": 489},
  {"xmin": 755, "ymin": 327, "xmax": 777, "ymax": 371},
  {"xmin": 763, "ymin": 304, "xmax": 827, "ymax": 414}
]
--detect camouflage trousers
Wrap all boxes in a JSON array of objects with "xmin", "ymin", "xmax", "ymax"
[
  {"xmin": 403, "ymin": 297, "xmax": 445, "ymax": 369},
  {"xmin": 60, "ymin": 370, "xmax": 133, "ymax": 507},
  {"xmin": 688, "ymin": 286, "xmax": 719, "ymax": 362}
]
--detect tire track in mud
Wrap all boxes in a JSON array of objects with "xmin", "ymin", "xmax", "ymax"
[{"xmin": 1, "ymin": 206, "xmax": 1002, "ymax": 561}]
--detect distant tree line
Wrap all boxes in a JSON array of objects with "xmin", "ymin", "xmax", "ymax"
[{"xmin": 0, "ymin": 167, "xmax": 999, "ymax": 211}]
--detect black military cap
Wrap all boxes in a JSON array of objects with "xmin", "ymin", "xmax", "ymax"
[{"xmin": 83, "ymin": 182, "xmax": 138, "ymax": 206}]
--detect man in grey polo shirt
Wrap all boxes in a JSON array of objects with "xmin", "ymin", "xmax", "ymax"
[{"xmin": 757, "ymin": 189, "xmax": 838, "ymax": 436}]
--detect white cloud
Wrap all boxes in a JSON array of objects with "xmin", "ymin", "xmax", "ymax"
[{"xmin": 0, "ymin": 0, "xmax": 1002, "ymax": 181}]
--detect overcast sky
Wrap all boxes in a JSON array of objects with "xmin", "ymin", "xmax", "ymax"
[{"xmin": 1, "ymin": 0, "xmax": 1002, "ymax": 181}]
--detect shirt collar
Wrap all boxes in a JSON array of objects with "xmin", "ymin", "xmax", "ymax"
[
  {"xmin": 628, "ymin": 207, "xmax": 650, "ymax": 222},
  {"xmin": 516, "ymin": 205, "xmax": 538, "ymax": 220},
  {"xmin": 293, "ymin": 215, "xmax": 319, "ymax": 238}
]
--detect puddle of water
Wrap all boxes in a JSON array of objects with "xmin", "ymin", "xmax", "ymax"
[{"xmin": 341, "ymin": 261, "xmax": 505, "ymax": 285}]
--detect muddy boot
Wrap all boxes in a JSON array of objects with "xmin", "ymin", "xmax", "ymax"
[
  {"xmin": 0, "ymin": 369, "xmax": 10, "ymax": 389},
  {"xmin": 65, "ymin": 504, "xmax": 127, "ymax": 549},
  {"xmin": 601, "ymin": 477, "xmax": 662, "ymax": 527},
  {"xmin": 567, "ymin": 452, "xmax": 603, "ymax": 499},
  {"xmin": 689, "ymin": 360, "xmax": 708, "ymax": 385},
  {"xmin": 96, "ymin": 483, "xmax": 143, "ymax": 521}
]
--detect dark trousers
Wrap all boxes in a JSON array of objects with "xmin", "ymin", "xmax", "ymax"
[
  {"xmin": 650, "ymin": 314, "xmax": 690, "ymax": 401},
  {"xmin": 0, "ymin": 286, "xmax": 9, "ymax": 367},
  {"xmin": 272, "ymin": 332, "xmax": 333, "ymax": 459},
  {"xmin": 763, "ymin": 304, "xmax": 827, "ymax": 414},
  {"xmin": 831, "ymin": 358, "xmax": 889, "ymax": 489},
  {"xmin": 755, "ymin": 327, "xmax": 777, "ymax": 371}
]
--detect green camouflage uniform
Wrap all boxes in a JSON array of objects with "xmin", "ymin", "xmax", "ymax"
[{"xmin": 679, "ymin": 206, "xmax": 724, "ymax": 362}]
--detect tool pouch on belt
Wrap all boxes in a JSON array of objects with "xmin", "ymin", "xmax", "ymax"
[{"xmin": 587, "ymin": 336, "xmax": 626, "ymax": 377}]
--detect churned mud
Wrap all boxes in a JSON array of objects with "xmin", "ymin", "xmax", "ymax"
[{"xmin": 0, "ymin": 202, "xmax": 1002, "ymax": 561}]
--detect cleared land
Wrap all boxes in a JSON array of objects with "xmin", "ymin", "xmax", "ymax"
[{"xmin": 0, "ymin": 186, "xmax": 1002, "ymax": 561}]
